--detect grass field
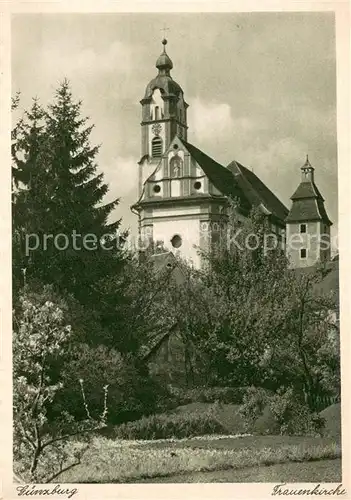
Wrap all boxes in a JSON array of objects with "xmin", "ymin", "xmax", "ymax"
[
  {"xmin": 139, "ymin": 459, "xmax": 341, "ymax": 483},
  {"xmin": 15, "ymin": 403, "xmax": 342, "ymax": 483},
  {"xmin": 60, "ymin": 434, "xmax": 341, "ymax": 483},
  {"xmin": 138, "ymin": 434, "xmax": 337, "ymax": 451}
]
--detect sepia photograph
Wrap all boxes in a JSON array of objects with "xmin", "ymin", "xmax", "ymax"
[{"xmin": 3, "ymin": 4, "xmax": 348, "ymax": 494}]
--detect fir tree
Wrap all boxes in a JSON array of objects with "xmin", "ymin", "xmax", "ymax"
[
  {"xmin": 12, "ymin": 97, "xmax": 48, "ymax": 291},
  {"xmin": 45, "ymin": 80, "xmax": 120, "ymax": 235},
  {"xmin": 12, "ymin": 81, "xmax": 125, "ymax": 303}
]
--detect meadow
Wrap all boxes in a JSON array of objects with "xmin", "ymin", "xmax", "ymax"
[
  {"xmin": 59, "ymin": 434, "xmax": 341, "ymax": 483},
  {"xmin": 56, "ymin": 400, "xmax": 342, "ymax": 483}
]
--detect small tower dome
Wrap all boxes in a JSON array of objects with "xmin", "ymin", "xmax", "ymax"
[
  {"xmin": 156, "ymin": 39, "xmax": 173, "ymax": 72},
  {"xmin": 144, "ymin": 39, "xmax": 184, "ymax": 99}
]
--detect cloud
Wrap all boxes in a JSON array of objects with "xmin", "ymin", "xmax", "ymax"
[
  {"xmin": 101, "ymin": 156, "xmax": 138, "ymax": 200},
  {"xmin": 189, "ymin": 98, "xmax": 235, "ymax": 143},
  {"xmin": 39, "ymin": 40, "xmax": 135, "ymax": 83},
  {"xmin": 98, "ymin": 155, "xmax": 139, "ymax": 233},
  {"xmin": 188, "ymin": 97, "xmax": 257, "ymax": 161}
]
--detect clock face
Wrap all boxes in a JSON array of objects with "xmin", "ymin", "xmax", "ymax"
[{"xmin": 152, "ymin": 123, "xmax": 162, "ymax": 136}]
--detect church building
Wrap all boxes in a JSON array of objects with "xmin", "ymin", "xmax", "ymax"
[{"xmin": 131, "ymin": 39, "xmax": 332, "ymax": 269}]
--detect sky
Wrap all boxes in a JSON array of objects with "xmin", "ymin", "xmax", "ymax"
[{"xmin": 12, "ymin": 12, "xmax": 337, "ymax": 238}]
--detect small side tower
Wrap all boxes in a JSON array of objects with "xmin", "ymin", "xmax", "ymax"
[{"xmin": 286, "ymin": 156, "xmax": 332, "ymax": 268}]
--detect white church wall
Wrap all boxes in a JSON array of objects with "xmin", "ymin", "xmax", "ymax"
[
  {"xmin": 152, "ymin": 218, "xmax": 201, "ymax": 267},
  {"xmin": 139, "ymin": 158, "xmax": 160, "ymax": 198},
  {"xmin": 196, "ymin": 164, "xmax": 204, "ymax": 177},
  {"xmin": 153, "ymin": 162, "xmax": 163, "ymax": 181},
  {"xmin": 286, "ymin": 221, "xmax": 321, "ymax": 268},
  {"xmin": 190, "ymin": 178, "xmax": 205, "ymax": 194},
  {"xmin": 153, "ymin": 206, "xmax": 200, "ymax": 217},
  {"xmin": 170, "ymin": 179, "xmax": 181, "ymax": 197},
  {"xmin": 168, "ymin": 149, "xmax": 185, "ymax": 161},
  {"xmin": 150, "ymin": 182, "xmax": 164, "ymax": 197}
]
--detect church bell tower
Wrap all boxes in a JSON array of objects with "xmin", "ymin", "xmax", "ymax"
[
  {"xmin": 138, "ymin": 39, "xmax": 188, "ymax": 197},
  {"xmin": 132, "ymin": 38, "xmax": 231, "ymax": 268}
]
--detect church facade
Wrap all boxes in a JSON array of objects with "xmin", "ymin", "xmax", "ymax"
[{"xmin": 131, "ymin": 39, "xmax": 332, "ymax": 269}]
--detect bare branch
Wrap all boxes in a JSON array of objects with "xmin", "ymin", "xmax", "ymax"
[
  {"xmin": 18, "ymin": 421, "xmax": 36, "ymax": 450},
  {"xmin": 41, "ymin": 423, "xmax": 103, "ymax": 450},
  {"xmin": 45, "ymin": 459, "xmax": 82, "ymax": 484}
]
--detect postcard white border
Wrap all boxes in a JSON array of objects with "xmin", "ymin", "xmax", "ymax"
[{"xmin": 1, "ymin": 1, "xmax": 350, "ymax": 499}]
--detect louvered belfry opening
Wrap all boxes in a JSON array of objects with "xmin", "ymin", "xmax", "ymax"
[{"xmin": 152, "ymin": 136, "xmax": 163, "ymax": 157}]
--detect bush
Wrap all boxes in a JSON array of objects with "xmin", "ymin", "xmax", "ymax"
[
  {"xmin": 239, "ymin": 386, "xmax": 273, "ymax": 431},
  {"xmin": 52, "ymin": 344, "xmax": 174, "ymax": 425},
  {"xmin": 269, "ymin": 388, "xmax": 325, "ymax": 436},
  {"xmin": 239, "ymin": 387, "xmax": 325, "ymax": 436},
  {"xmin": 168, "ymin": 386, "xmax": 249, "ymax": 406},
  {"xmin": 252, "ymin": 406, "xmax": 280, "ymax": 435},
  {"xmin": 112, "ymin": 409, "xmax": 228, "ymax": 440}
]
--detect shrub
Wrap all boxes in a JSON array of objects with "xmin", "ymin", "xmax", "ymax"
[
  {"xmin": 239, "ymin": 386, "xmax": 273, "ymax": 431},
  {"xmin": 239, "ymin": 386, "xmax": 325, "ymax": 436},
  {"xmin": 268, "ymin": 388, "xmax": 325, "ymax": 436},
  {"xmin": 168, "ymin": 386, "xmax": 249, "ymax": 406},
  {"xmin": 112, "ymin": 409, "xmax": 228, "ymax": 440},
  {"xmin": 53, "ymin": 345, "xmax": 174, "ymax": 425},
  {"xmin": 252, "ymin": 406, "xmax": 280, "ymax": 435}
]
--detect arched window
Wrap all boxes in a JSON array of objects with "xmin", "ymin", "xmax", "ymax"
[
  {"xmin": 155, "ymin": 106, "xmax": 160, "ymax": 120},
  {"xmin": 170, "ymin": 156, "xmax": 183, "ymax": 178},
  {"xmin": 152, "ymin": 137, "xmax": 163, "ymax": 157}
]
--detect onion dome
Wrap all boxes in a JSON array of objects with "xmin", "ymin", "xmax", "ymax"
[
  {"xmin": 144, "ymin": 39, "xmax": 183, "ymax": 99},
  {"xmin": 156, "ymin": 39, "xmax": 173, "ymax": 73}
]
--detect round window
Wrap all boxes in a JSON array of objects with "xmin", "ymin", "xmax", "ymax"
[
  {"xmin": 194, "ymin": 181, "xmax": 202, "ymax": 190},
  {"xmin": 173, "ymin": 144, "xmax": 179, "ymax": 149},
  {"xmin": 170, "ymin": 234, "xmax": 182, "ymax": 248},
  {"xmin": 153, "ymin": 185, "xmax": 161, "ymax": 193}
]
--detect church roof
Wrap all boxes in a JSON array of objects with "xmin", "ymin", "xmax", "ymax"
[
  {"xmin": 293, "ymin": 260, "xmax": 339, "ymax": 300},
  {"xmin": 290, "ymin": 181, "xmax": 325, "ymax": 201},
  {"xmin": 286, "ymin": 197, "xmax": 332, "ymax": 224},
  {"xmin": 315, "ymin": 260, "xmax": 339, "ymax": 298},
  {"xmin": 135, "ymin": 137, "xmax": 288, "ymax": 225},
  {"xmin": 179, "ymin": 140, "xmax": 288, "ymax": 222},
  {"xmin": 150, "ymin": 251, "xmax": 186, "ymax": 286},
  {"xmin": 227, "ymin": 160, "xmax": 289, "ymax": 223},
  {"xmin": 144, "ymin": 75, "xmax": 183, "ymax": 99},
  {"xmin": 286, "ymin": 179, "xmax": 332, "ymax": 225},
  {"xmin": 180, "ymin": 139, "xmax": 248, "ymax": 204},
  {"xmin": 286, "ymin": 158, "xmax": 332, "ymax": 225}
]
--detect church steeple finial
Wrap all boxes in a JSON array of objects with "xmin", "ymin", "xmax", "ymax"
[
  {"xmin": 156, "ymin": 37, "xmax": 173, "ymax": 75},
  {"xmin": 304, "ymin": 154, "xmax": 311, "ymax": 166},
  {"xmin": 301, "ymin": 154, "xmax": 314, "ymax": 182}
]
